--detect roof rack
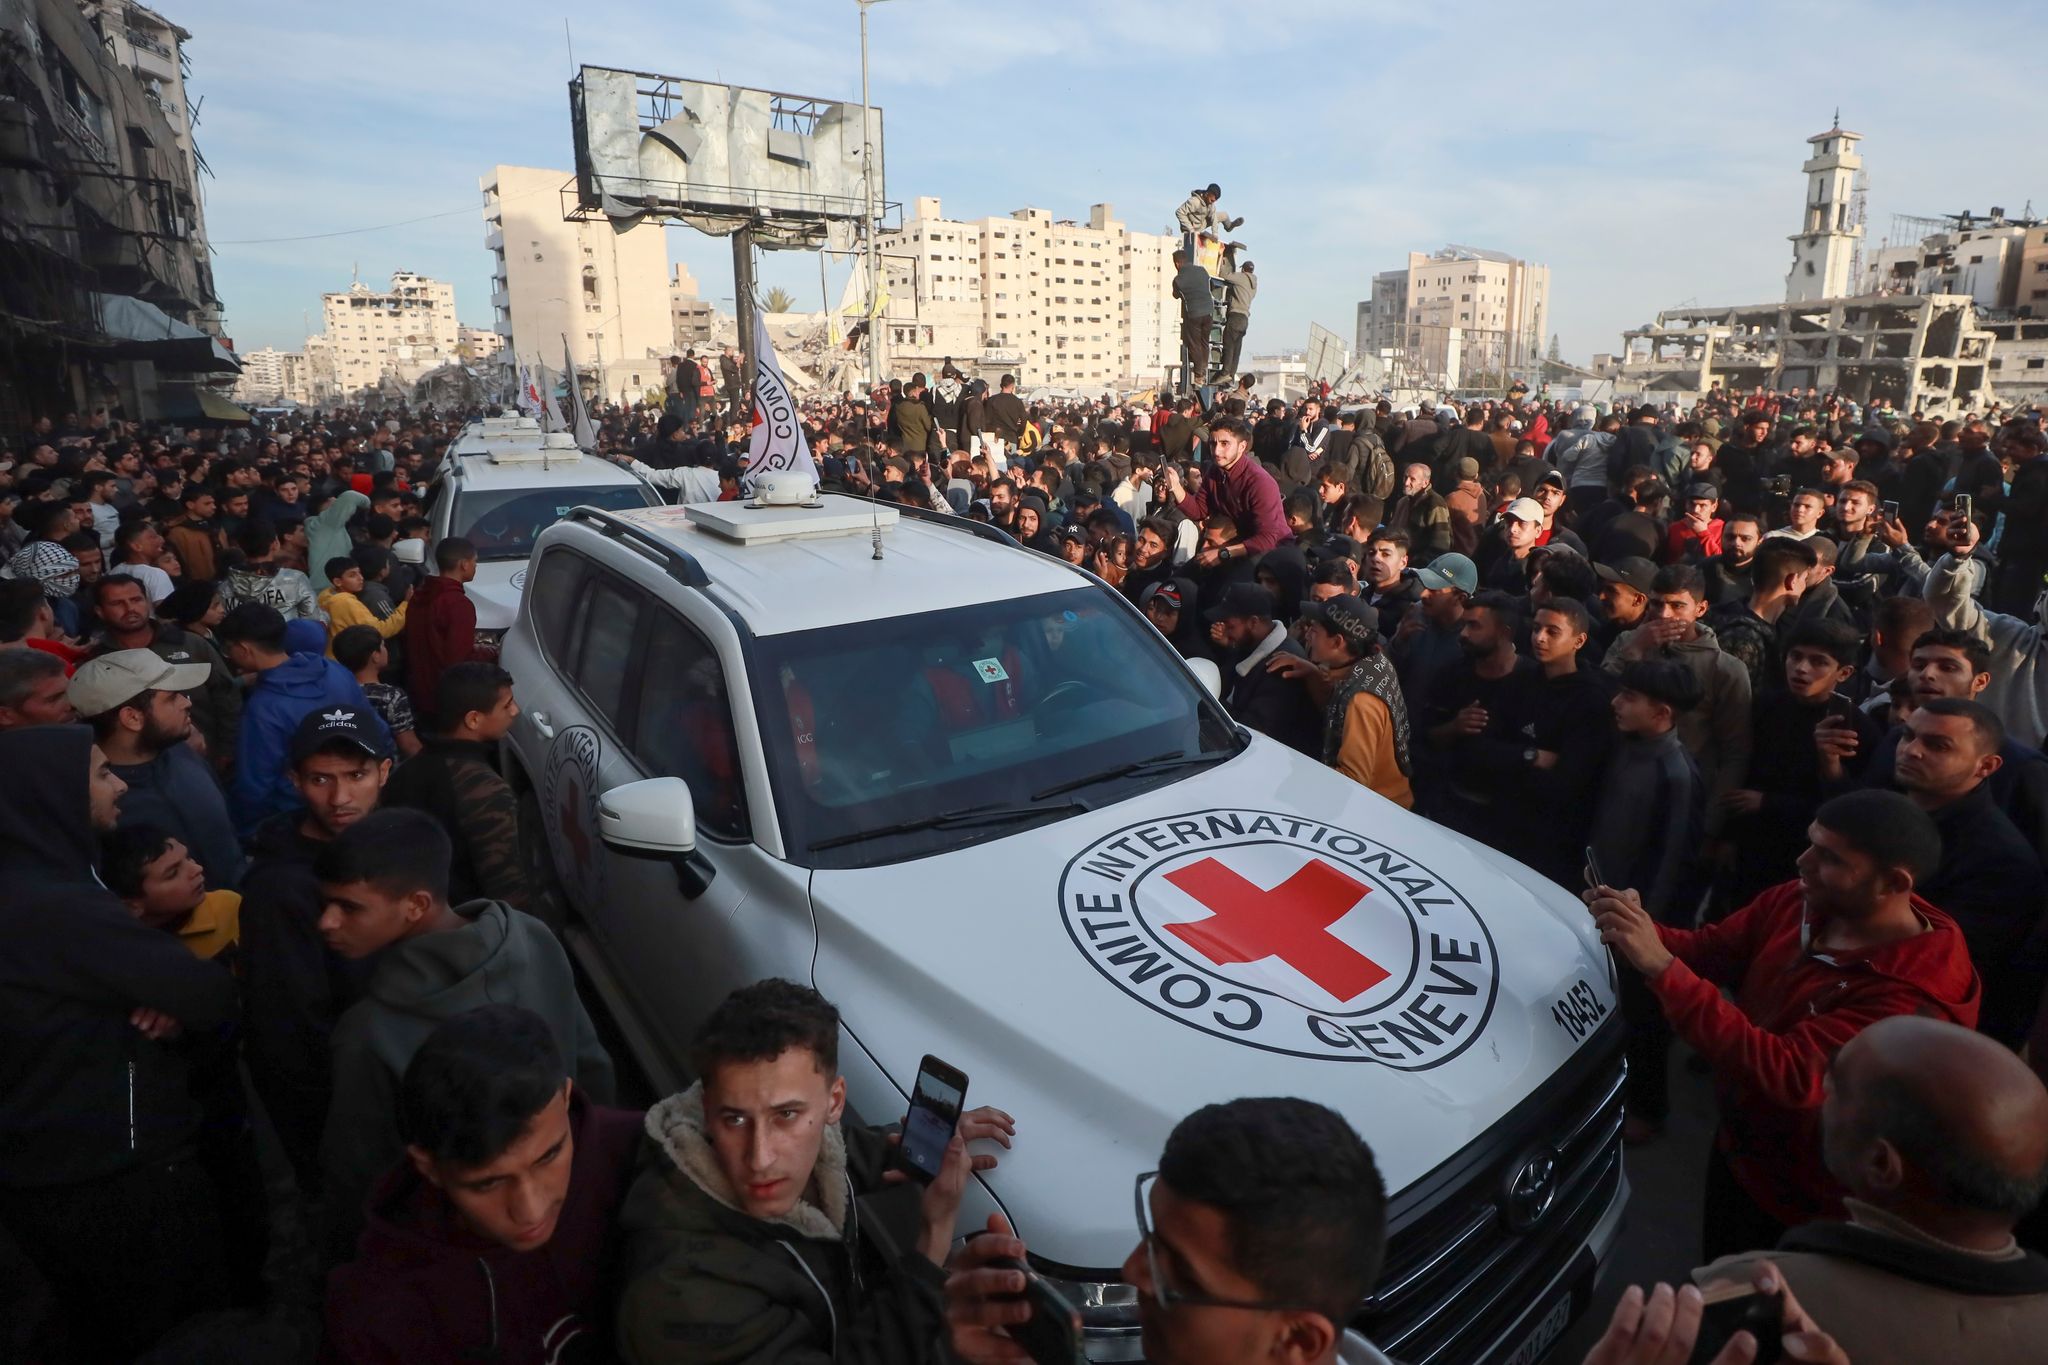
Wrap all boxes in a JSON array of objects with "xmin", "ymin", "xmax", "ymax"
[
  {"xmin": 564, "ymin": 506, "xmax": 710, "ymax": 588},
  {"xmin": 842, "ymin": 493, "xmax": 1022, "ymax": 551}
]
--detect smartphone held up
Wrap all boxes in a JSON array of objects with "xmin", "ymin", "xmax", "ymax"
[{"xmin": 892, "ymin": 1054, "xmax": 968, "ymax": 1185}]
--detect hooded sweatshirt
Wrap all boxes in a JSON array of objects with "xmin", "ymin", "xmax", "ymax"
[
  {"xmin": 405, "ymin": 574, "xmax": 482, "ymax": 723},
  {"xmin": 1257, "ymin": 544, "xmax": 1311, "ymax": 623},
  {"xmin": 323, "ymin": 1093, "xmax": 644, "ymax": 1365},
  {"xmin": 1650, "ymin": 882, "xmax": 1980, "ymax": 1227},
  {"xmin": 307, "ymin": 489, "xmax": 369, "ymax": 585},
  {"xmin": 231, "ymin": 650, "xmax": 382, "ymax": 835},
  {"xmin": 614, "ymin": 1083, "xmax": 950, "ymax": 1365},
  {"xmin": 321, "ymin": 900, "xmax": 616, "ymax": 1260},
  {"xmin": 0, "ymin": 725, "xmax": 239, "ymax": 1187}
]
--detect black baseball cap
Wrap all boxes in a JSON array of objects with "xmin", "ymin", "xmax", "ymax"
[
  {"xmin": 1204, "ymin": 582, "xmax": 1276, "ymax": 624},
  {"xmin": 1299, "ymin": 594, "xmax": 1379, "ymax": 651},
  {"xmin": 289, "ymin": 704, "xmax": 389, "ymax": 764},
  {"xmin": 1594, "ymin": 556, "xmax": 1658, "ymax": 596}
]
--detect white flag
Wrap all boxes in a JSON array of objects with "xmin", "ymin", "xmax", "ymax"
[
  {"xmin": 515, "ymin": 357, "xmax": 540, "ymax": 416},
  {"xmin": 565, "ymin": 335, "xmax": 598, "ymax": 450},
  {"xmin": 746, "ymin": 309, "xmax": 817, "ymax": 483}
]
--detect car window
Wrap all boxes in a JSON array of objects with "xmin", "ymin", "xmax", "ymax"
[
  {"xmin": 751, "ymin": 586, "xmax": 1240, "ymax": 868},
  {"xmin": 570, "ymin": 576, "xmax": 642, "ymax": 736},
  {"xmin": 451, "ymin": 484, "xmax": 656, "ymax": 562},
  {"xmin": 528, "ymin": 548, "xmax": 589, "ymax": 668},
  {"xmin": 634, "ymin": 611, "xmax": 748, "ymax": 840}
]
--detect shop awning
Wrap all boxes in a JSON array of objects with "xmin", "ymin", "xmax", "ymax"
[
  {"xmin": 157, "ymin": 387, "xmax": 253, "ymax": 425},
  {"xmin": 92, "ymin": 293, "xmax": 241, "ymax": 373}
]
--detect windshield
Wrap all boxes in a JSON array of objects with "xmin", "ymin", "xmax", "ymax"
[
  {"xmin": 451, "ymin": 484, "xmax": 657, "ymax": 562},
  {"xmin": 751, "ymin": 587, "xmax": 1243, "ymax": 868}
]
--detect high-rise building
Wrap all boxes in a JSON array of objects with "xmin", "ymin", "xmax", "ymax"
[
  {"xmin": 481, "ymin": 164, "xmax": 672, "ymax": 398},
  {"xmin": 1786, "ymin": 120, "xmax": 1864, "ymax": 303},
  {"xmin": 1354, "ymin": 247, "xmax": 1549, "ymax": 390},
  {"xmin": 316, "ymin": 270, "xmax": 458, "ymax": 396},
  {"xmin": 78, "ymin": 1, "xmax": 220, "ymax": 335},
  {"xmin": 231, "ymin": 348, "xmax": 306, "ymax": 405},
  {"xmin": 876, "ymin": 198, "xmax": 1176, "ymax": 389}
]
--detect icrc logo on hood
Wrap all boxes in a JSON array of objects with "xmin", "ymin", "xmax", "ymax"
[{"xmin": 1060, "ymin": 810, "xmax": 1499, "ymax": 1069}]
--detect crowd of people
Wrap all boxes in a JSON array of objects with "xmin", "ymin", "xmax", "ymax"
[{"xmin": 0, "ymin": 375, "xmax": 2043, "ymax": 1364}]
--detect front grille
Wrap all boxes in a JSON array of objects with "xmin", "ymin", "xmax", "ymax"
[{"xmin": 1357, "ymin": 1019, "xmax": 1626, "ymax": 1363}]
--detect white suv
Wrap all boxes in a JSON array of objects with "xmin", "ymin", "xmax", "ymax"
[
  {"xmin": 424, "ymin": 416, "xmax": 661, "ymax": 653},
  {"xmin": 499, "ymin": 482, "xmax": 1627, "ymax": 1365}
]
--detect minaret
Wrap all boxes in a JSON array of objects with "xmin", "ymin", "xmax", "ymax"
[{"xmin": 1786, "ymin": 114, "xmax": 1864, "ymax": 303}]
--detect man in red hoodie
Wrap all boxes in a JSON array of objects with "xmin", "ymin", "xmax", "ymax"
[
  {"xmin": 405, "ymin": 536, "xmax": 483, "ymax": 727},
  {"xmin": 324, "ymin": 1003, "xmax": 642, "ymax": 1364},
  {"xmin": 1587, "ymin": 788, "xmax": 1979, "ymax": 1261}
]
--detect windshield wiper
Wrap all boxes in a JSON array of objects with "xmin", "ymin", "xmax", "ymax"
[
  {"xmin": 808, "ymin": 799, "xmax": 1087, "ymax": 853},
  {"xmin": 1029, "ymin": 750, "xmax": 1233, "ymax": 802}
]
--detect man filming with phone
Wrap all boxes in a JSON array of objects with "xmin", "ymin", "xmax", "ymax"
[{"xmin": 614, "ymin": 979, "xmax": 1015, "ymax": 1364}]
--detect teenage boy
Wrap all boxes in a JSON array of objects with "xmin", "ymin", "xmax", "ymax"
[
  {"xmin": 239, "ymin": 705, "xmax": 393, "ymax": 1192},
  {"xmin": 1588, "ymin": 659, "xmax": 1706, "ymax": 1144},
  {"xmin": 102, "ymin": 826, "xmax": 240, "ymax": 962},
  {"xmin": 615, "ymin": 979, "xmax": 1015, "ymax": 1365},
  {"xmin": 331, "ymin": 624, "xmax": 422, "ymax": 759},
  {"xmin": 318, "ymin": 555, "xmax": 407, "ymax": 653},
  {"xmin": 1267, "ymin": 594, "xmax": 1413, "ymax": 807},
  {"xmin": 383, "ymin": 662, "xmax": 529, "ymax": 910},
  {"xmin": 315, "ymin": 808, "xmax": 614, "ymax": 1259},
  {"xmin": 1504, "ymin": 598, "xmax": 1617, "ymax": 890},
  {"xmin": 325, "ymin": 1005, "xmax": 644, "ymax": 1364},
  {"xmin": 1719, "ymin": 620, "xmax": 1882, "ymax": 906},
  {"xmin": 1589, "ymin": 789, "xmax": 1979, "ymax": 1259},
  {"xmin": 406, "ymin": 536, "xmax": 484, "ymax": 725}
]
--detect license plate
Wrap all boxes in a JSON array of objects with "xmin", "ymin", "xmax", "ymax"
[{"xmin": 1499, "ymin": 1250, "xmax": 1596, "ymax": 1365}]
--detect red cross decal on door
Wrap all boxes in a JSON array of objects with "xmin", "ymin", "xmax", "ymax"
[{"xmin": 1162, "ymin": 857, "xmax": 1389, "ymax": 1002}]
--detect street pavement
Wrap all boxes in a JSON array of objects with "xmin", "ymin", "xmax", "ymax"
[{"xmin": 1552, "ymin": 1046, "xmax": 1719, "ymax": 1361}]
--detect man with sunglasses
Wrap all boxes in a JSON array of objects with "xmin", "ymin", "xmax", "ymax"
[{"xmin": 949, "ymin": 1097, "xmax": 1395, "ymax": 1365}]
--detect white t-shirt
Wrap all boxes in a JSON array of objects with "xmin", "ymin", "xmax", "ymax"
[{"xmin": 109, "ymin": 562, "xmax": 175, "ymax": 604}]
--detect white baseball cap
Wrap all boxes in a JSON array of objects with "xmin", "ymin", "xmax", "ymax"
[
  {"xmin": 1502, "ymin": 497, "xmax": 1546, "ymax": 524},
  {"xmin": 67, "ymin": 649, "xmax": 213, "ymax": 719}
]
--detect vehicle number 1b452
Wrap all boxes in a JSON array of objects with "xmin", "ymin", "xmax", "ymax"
[{"xmin": 1550, "ymin": 979, "xmax": 1608, "ymax": 1043}]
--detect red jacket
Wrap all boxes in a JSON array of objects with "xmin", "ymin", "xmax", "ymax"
[
  {"xmin": 1651, "ymin": 882, "xmax": 1979, "ymax": 1227},
  {"xmin": 404, "ymin": 574, "xmax": 480, "ymax": 721},
  {"xmin": 322, "ymin": 1097, "xmax": 643, "ymax": 1365}
]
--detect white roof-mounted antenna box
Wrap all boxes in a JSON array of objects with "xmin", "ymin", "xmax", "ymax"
[{"xmin": 685, "ymin": 494, "xmax": 898, "ymax": 546}]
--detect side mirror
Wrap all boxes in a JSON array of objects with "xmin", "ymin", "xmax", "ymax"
[
  {"xmin": 599, "ymin": 776, "xmax": 715, "ymax": 899},
  {"xmin": 1186, "ymin": 656, "xmax": 1223, "ymax": 700}
]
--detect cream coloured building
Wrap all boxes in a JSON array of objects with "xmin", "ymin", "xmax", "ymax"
[
  {"xmin": 1356, "ymin": 247, "xmax": 1549, "ymax": 390},
  {"xmin": 878, "ymin": 197, "xmax": 1177, "ymax": 390},
  {"xmin": 482, "ymin": 164, "xmax": 672, "ymax": 399},
  {"xmin": 231, "ymin": 347, "xmax": 306, "ymax": 405},
  {"xmin": 317, "ymin": 270, "xmax": 458, "ymax": 396}
]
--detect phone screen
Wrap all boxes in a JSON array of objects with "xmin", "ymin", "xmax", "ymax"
[
  {"xmin": 1881, "ymin": 500, "xmax": 1900, "ymax": 521},
  {"xmin": 898, "ymin": 1058, "xmax": 967, "ymax": 1183}
]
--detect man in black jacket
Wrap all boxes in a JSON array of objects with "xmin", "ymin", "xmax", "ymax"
[
  {"xmin": 241, "ymin": 705, "xmax": 392, "ymax": 1192},
  {"xmin": 1206, "ymin": 583, "xmax": 1320, "ymax": 756},
  {"xmin": 385, "ymin": 662, "xmax": 531, "ymax": 912},
  {"xmin": 0, "ymin": 725, "xmax": 239, "ymax": 1360},
  {"xmin": 1889, "ymin": 698, "xmax": 2048, "ymax": 1046}
]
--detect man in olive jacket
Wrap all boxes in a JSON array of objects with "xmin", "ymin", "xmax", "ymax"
[{"xmin": 615, "ymin": 980, "xmax": 1012, "ymax": 1364}]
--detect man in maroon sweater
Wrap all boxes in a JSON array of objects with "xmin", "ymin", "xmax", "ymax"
[
  {"xmin": 405, "ymin": 537, "xmax": 483, "ymax": 726},
  {"xmin": 1159, "ymin": 415, "xmax": 1293, "ymax": 567},
  {"xmin": 1586, "ymin": 789, "xmax": 1979, "ymax": 1262},
  {"xmin": 324, "ymin": 1004, "xmax": 642, "ymax": 1365}
]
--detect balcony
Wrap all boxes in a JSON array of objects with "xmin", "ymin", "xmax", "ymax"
[
  {"xmin": 126, "ymin": 28, "xmax": 173, "ymax": 59},
  {"xmin": 484, "ymin": 225, "xmax": 504, "ymax": 252}
]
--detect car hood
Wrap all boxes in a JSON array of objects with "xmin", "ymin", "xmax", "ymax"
[
  {"xmin": 467, "ymin": 562, "xmax": 527, "ymax": 632},
  {"xmin": 808, "ymin": 736, "xmax": 1616, "ymax": 1269}
]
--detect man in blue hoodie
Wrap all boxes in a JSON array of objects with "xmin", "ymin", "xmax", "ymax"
[{"xmin": 215, "ymin": 601, "xmax": 388, "ymax": 835}]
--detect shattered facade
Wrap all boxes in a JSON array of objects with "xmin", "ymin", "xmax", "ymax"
[
  {"xmin": 1619, "ymin": 294, "xmax": 1996, "ymax": 416},
  {"xmin": 0, "ymin": 0, "xmax": 231, "ymax": 428}
]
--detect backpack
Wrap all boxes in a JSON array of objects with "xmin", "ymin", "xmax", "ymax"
[{"xmin": 1357, "ymin": 429, "xmax": 1395, "ymax": 501}]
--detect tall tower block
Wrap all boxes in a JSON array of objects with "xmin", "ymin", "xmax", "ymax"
[{"xmin": 1786, "ymin": 117, "xmax": 1865, "ymax": 303}]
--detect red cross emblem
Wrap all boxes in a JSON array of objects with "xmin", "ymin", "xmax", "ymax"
[{"xmin": 1162, "ymin": 857, "xmax": 1389, "ymax": 1002}]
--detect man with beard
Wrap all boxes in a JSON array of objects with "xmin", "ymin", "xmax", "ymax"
[
  {"xmin": 87, "ymin": 572, "xmax": 241, "ymax": 767},
  {"xmin": 68, "ymin": 650, "xmax": 242, "ymax": 889},
  {"xmin": 1120, "ymin": 517, "xmax": 1179, "ymax": 605},
  {"xmin": 1205, "ymin": 583, "xmax": 1319, "ymax": 756},
  {"xmin": 1159, "ymin": 416, "xmax": 1293, "ymax": 564},
  {"xmin": 1705, "ymin": 511, "xmax": 1765, "ymax": 606}
]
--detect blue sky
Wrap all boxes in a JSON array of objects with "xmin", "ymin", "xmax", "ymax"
[{"xmin": 186, "ymin": 0, "xmax": 2044, "ymax": 363}]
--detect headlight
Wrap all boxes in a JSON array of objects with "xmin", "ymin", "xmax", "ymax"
[
  {"xmin": 1040, "ymin": 1272, "xmax": 1142, "ymax": 1356},
  {"xmin": 473, "ymin": 628, "xmax": 506, "ymax": 658}
]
